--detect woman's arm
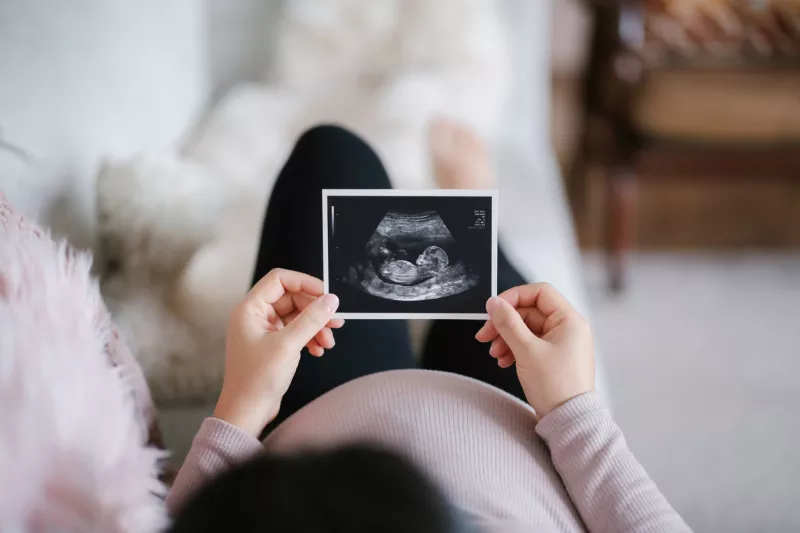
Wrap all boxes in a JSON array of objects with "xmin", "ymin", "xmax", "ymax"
[
  {"xmin": 536, "ymin": 392, "xmax": 691, "ymax": 533},
  {"xmin": 166, "ymin": 418, "xmax": 263, "ymax": 514},
  {"xmin": 476, "ymin": 283, "xmax": 691, "ymax": 533},
  {"xmin": 167, "ymin": 269, "xmax": 343, "ymax": 514}
]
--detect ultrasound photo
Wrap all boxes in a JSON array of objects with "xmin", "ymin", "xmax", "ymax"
[{"xmin": 323, "ymin": 190, "xmax": 498, "ymax": 319}]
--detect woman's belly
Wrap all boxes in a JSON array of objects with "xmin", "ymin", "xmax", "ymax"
[{"xmin": 264, "ymin": 369, "xmax": 586, "ymax": 533}]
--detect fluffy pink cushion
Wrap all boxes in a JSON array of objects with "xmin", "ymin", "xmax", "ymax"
[{"xmin": 0, "ymin": 192, "xmax": 167, "ymax": 533}]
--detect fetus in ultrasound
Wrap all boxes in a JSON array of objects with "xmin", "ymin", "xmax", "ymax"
[{"xmin": 343, "ymin": 211, "xmax": 479, "ymax": 301}]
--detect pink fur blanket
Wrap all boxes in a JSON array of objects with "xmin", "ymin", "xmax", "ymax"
[{"xmin": 0, "ymin": 193, "xmax": 167, "ymax": 533}]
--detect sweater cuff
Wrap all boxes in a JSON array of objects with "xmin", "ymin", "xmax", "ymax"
[
  {"xmin": 195, "ymin": 417, "xmax": 264, "ymax": 458},
  {"xmin": 535, "ymin": 391, "xmax": 607, "ymax": 440}
]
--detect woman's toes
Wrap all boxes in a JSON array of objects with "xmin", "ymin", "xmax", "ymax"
[{"xmin": 428, "ymin": 115, "xmax": 494, "ymax": 190}]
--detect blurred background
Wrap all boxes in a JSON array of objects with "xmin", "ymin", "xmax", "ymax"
[
  {"xmin": 554, "ymin": 2, "xmax": 800, "ymax": 532},
  {"xmin": 1, "ymin": 1, "xmax": 799, "ymax": 532}
]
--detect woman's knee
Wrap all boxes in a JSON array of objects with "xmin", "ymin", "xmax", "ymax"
[
  {"xmin": 290, "ymin": 123, "xmax": 390, "ymax": 188},
  {"xmin": 295, "ymin": 124, "xmax": 371, "ymax": 156}
]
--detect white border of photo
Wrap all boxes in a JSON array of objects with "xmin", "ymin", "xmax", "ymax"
[{"xmin": 322, "ymin": 189, "xmax": 498, "ymax": 320}]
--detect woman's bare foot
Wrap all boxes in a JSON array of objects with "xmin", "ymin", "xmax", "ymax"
[{"xmin": 428, "ymin": 116, "xmax": 495, "ymax": 190}]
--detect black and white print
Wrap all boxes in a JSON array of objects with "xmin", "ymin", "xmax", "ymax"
[{"xmin": 323, "ymin": 190, "xmax": 498, "ymax": 319}]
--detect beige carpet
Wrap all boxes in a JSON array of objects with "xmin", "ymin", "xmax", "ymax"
[{"xmin": 582, "ymin": 252, "xmax": 800, "ymax": 533}]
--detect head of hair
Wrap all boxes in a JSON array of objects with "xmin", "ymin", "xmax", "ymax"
[{"xmin": 169, "ymin": 445, "xmax": 468, "ymax": 533}]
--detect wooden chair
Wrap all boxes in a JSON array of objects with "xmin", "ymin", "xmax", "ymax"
[{"xmin": 572, "ymin": 0, "xmax": 800, "ymax": 291}]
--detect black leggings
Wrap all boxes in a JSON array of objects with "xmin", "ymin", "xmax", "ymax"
[{"xmin": 253, "ymin": 125, "xmax": 528, "ymax": 428}]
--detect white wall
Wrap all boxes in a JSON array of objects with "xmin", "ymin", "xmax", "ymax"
[{"xmin": 0, "ymin": 0, "xmax": 208, "ymax": 249}]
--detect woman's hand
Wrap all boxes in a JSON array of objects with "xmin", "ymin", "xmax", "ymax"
[
  {"xmin": 213, "ymin": 269, "xmax": 343, "ymax": 437},
  {"xmin": 475, "ymin": 283, "xmax": 595, "ymax": 418}
]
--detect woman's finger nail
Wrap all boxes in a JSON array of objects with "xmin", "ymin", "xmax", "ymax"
[
  {"xmin": 486, "ymin": 296, "xmax": 503, "ymax": 313},
  {"xmin": 322, "ymin": 294, "xmax": 339, "ymax": 313}
]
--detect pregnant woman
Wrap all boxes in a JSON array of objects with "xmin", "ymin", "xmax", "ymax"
[{"xmin": 167, "ymin": 121, "xmax": 691, "ymax": 533}]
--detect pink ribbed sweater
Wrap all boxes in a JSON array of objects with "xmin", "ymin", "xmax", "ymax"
[{"xmin": 167, "ymin": 370, "xmax": 691, "ymax": 533}]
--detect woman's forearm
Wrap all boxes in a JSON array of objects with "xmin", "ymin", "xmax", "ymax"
[
  {"xmin": 536, "ymin": 392, "xmax": 691, "ymax": 533},
  {"xmin": 166, "ymin": 418, "xmax": 263, "ymax": 515}
]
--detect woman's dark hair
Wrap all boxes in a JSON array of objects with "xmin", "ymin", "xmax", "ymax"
[{"xmin": 169, "ymin": 445, "xmax": 466, "ymax": 533}]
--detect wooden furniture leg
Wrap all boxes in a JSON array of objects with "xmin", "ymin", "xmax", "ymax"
[
  {"xmin": 606, "ymin": 165, "xmax": 637, "ymax": 292},
  {"xmin": 569, "ymin": 2, "xmax": 615, "ymax": 217}
]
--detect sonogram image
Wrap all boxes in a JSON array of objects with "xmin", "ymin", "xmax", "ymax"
[
  {"xmin": 344, "ymin": 210, "xmax": 480, "ymax": 301},
  {"xmin": 325, "ymin": 192, "xmax": 495, "ymax": 317}
]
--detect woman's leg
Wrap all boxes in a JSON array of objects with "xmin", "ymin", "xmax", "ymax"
[
  {"xmin": 421, "ymin": 246, "xmax": 528, "ymax": 401},
  {"xmin": 421, "ymin": 117, "xmax": 528, "ymax": 400},
  {"xmin": 252, "ymin": 125, "xmax": 414, "ymax": 428}
]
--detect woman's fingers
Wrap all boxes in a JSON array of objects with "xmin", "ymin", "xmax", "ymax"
[
  {"xmin": 487, "ymin": 308, "xmax": 551, "ymax": 360},
  {"xmin": 278, "ymin": 293, "xmax": 345, "ymax": 329},
  {"xmin": 475, "ymin": 319, "xmax": 496, "ymax": 342},
  {"xmin": 497, "ymin": 354, "xmax": 516, "ymax": 368},
  {"xmin": 476, "ymin": 306, "xmax": 548, "ymax": 343},
  {"xmin": 499, "ymin": 283, "xmax": 578, "ymax": 321},
  {"xmin": 284, "ymin": 311, "xmax": 337, "ymax": 349},
  {"xmin": 237, "ymin": 270, "xmax": 325, "ymax": 332},
  {"xmin": 307, "ymin": 341, "xmax": 325, "ymax": 357},
  {"xmin": 315, "ymin": 326, "xmax": 336, "ymax": 349},
  {"xmin": 489, "ymin": 337, "xmax": 509, "ymax": 359},
  {"xmin": 272, "ymin": 292, "xmax": 306, "ymax": 317},
  {"xmin": 521, "ymin": 307, "xmax": 548, "ymax": 335},
  {"xmin": 249, "ymin": 269, "xmax": 324, "ymax": 306},
  {"xmin": 477, "ymin": 283, "xmax": 575, "ymax": 343},
  {"xmin": 272, "ymin": 289, "xmax": 322, "ymax": 317},
  {"xmin": 485, "ymin": 297, "xmax": 540, "ymax": 356}
]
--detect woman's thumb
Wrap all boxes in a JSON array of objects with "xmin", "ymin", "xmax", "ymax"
[
  {"xmin": 486, "ymin": 296, "xmax": 538, "ymax": 354},
  {"xmin": 283, "ymin": 294, "xmax": 339, "ymax": 349}
]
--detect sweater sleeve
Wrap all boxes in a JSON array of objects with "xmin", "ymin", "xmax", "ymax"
[
  {"xmin": 535, "ymin": 392, "xmax": 692, "ymax": 533},
  {"xmin": 166, "ymin": 417, "xmax": 264, "ymax": 515}
]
